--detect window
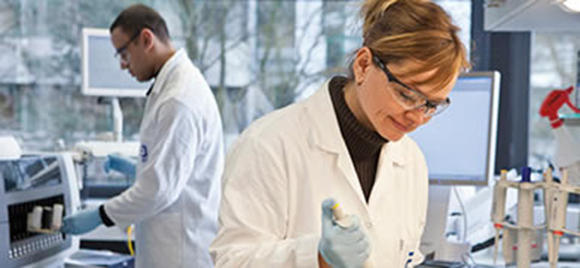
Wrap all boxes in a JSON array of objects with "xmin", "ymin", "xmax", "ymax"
[{"xmin": 0, "ymin": 0, "xmax": 471, "ymax": 196}]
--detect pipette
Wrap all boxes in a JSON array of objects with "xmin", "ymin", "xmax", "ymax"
[
  {"xmin": 491, "ymin": 169, "xmax": 508, "ymax": 264},
  {"xmin": 331, "ymin": 203, "xmax": 373, "ymax": 268}
]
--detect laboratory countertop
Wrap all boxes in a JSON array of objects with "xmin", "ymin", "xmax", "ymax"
[{"xmin": 419, "ymin": 260, "xmax": 580, "ymax": 268}]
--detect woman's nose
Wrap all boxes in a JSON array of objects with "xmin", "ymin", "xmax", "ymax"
[{"xmin": 404, "ymin": 108, "xmax": 426, "ymax": 126}]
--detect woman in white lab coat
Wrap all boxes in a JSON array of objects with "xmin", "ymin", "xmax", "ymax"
[{"xmin": 210, "ymin": 0, "xmax": 470, "ymax": 267}]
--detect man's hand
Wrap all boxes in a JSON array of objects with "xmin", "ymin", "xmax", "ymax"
[
  {"xmin": 104, "ymin": 154, "xmax": 136, "ymax": 179},
  {"xmin": 60, "ymin": 208, "xmax": 102, "ymax": 235}
]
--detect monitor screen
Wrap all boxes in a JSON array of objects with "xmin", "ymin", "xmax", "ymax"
[
  {"xmin": 2, "ymin": 156, "xmax": 62, "ymax": 193},
  {"xmin": 81, "ymin": 28, "xmax": 151, "ymax": 97},
  {"xmin": 408, "ymin": 71, "xmax": 500, "ymax": 186}
]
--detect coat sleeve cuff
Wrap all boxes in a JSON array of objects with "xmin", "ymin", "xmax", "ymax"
[
  {"xmin": 296, "ymin": 233, "xmax": 320, "ymax": 267},
  {"xmin": 99, "ymin": 204, "xmax": 115, "ymax": 227}
]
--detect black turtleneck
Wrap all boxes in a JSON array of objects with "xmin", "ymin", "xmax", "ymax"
[{"xmin": 329, "ymin": 76, "xmax": 388, "ymax": 202}]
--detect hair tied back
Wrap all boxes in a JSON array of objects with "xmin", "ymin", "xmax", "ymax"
[{"xmin": 361, "ymin": 0, "xmax": 398, "ymax": 37}]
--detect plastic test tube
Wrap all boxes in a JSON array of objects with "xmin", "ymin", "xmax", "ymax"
[
  {"xmin": 28, "ymin": 206, "xmax": 43, "ymax": 231},
  {"xmin": 42, "ymin": 206, "xmax": 53, "ymax": 230},
  {"xmin": 517, "ymin": 167, "xmax": 534, "ymax": 268},
  {"xmin": 550, "ymin": 169, "xmax": 569, "ymax": 268},
  {"xmin": 51, "ymin": 204, "xmax": 64, "ymax": 230},
  {"xmin": 491, "ymin": 170, "xmax": 508, "ymax": 264}
]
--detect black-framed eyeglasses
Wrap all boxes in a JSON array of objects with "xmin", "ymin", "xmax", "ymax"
[
  {"xmin": 371, "ymin": 53, "xmax": 451, "ymax": 117},
  {"xmin": 114, "ymin": 30, "xmax": 141, "ymax": 61}
]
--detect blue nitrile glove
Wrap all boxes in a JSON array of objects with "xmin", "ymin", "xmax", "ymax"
[
  {"xmin": 103, "ymin": 154, "xmax": 136, "ymax": 179},
  {"xmin": 318, "ymin": 198, "xmax": 370, "ymax": 268},
  {"xmin": 60, "ymin": 208, "xmax": 102, "ymax": 235}
]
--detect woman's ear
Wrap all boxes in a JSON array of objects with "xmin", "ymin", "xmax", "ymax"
[{"xmin": 352, "ymin": 47, "xmax": 373, "ymax": 86}]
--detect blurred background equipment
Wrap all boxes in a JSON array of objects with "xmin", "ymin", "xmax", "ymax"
[{"xmin": 0, "ymin": 152, "xmax": 80, "ymax": 268}]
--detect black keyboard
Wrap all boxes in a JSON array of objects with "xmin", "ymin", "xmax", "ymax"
[{"xmin": 417, "ymin": 260, "xmax": 497, "ymax": 268}]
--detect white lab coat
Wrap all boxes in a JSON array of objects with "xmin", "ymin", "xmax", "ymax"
[
  {"xmin": 104, "ymin": 49, "xmax": 224, "ymax": 268},
  {"xmin": 210, "ymin": 80, "xmax": 429, "ymax": 267}
]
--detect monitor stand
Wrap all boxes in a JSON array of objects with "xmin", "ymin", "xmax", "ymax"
[
  {"xmin": 420, "ymin": 185, "xmax": 451, "ymax": 257},
  {"xmin": 111, "ymin": 97, "xmax": 123, "ymax": 142},
  {"xmin": 73, "ymin": 97, "xmax": 134, "ymax": 157}
]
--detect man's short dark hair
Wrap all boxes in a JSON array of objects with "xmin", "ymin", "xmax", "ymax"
[{"xmin": 110, "ymin": 4, "xmax": 170, "ymax": 43}]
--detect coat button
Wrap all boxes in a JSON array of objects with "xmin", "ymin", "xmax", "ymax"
[{"xmin": 366, "ymin": 221, "xmax": 374, "ymax": 229}]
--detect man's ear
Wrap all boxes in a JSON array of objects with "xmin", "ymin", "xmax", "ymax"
[
  {"xmin": 352, "ymin": 47, "xmax": 373, "ymax": 85},
  {"xmin": 140, "ymin": 28, "xmax": 155, "ymax": 51}
]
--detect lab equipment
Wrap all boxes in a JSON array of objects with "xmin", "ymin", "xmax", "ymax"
[
  {"xmin": 490, "ymin": 167, "xmax": 580, "ymax": 267},
  {"xmin": 536, "ymin": 86, "xmax": 580, "ymax": 267},
  {"xmin": 499, "ymin": 227, "xmax": 544, "ymax": 267},
  {"xmin": 26, "ymin": 204, "xmax": 64, "ymax": 233},
  {"xmin": 319, "ymin": 199, "xmax": 371, "ymax": 268},
  {"xmin": 418, "ymin": 259, "xmax": 496, "ymax": 267},
  {"xmin": 490, "ymin": 170, "xmax": 508, "ymax": 263},
  {"xmin": 432, "ymin": 240, "xmax": 471, "ymax": 263},
  {"xmin": 60, "ymin": 208, "xmax": 102, "ymax": 235},
  {"xmin": 484, "ymin": 0, "xmax": 580, "ymax": 31},
  {"xmin": 126, "ymin": 226, "xmax": 134, "ymax": 256},
  {"xmin": 65, "ymin": 248, "xmax": 134, "ymax": 267},
  {"xmin": 0, "ymin": 153, "xmax": 81, "ymax": 267},
  {"xmin": 552, "ymin": 126, "xmax": 580, "ymax": 186},
  {"xmin": 515, "ymin": 167, "xmax": 542, "ymax": 268},
  {"xmin": 414, "ymin": 71, "xmax": 501, "ymax": 257},
  {"xmin": 27, "ymin": 206, "xmax": 43, "ymax": 232},
  {"xmin": 539, "ymin": 86, "xmax": 580, "ymax": 186},
  {"xmin": 539, "ymin": 86, "xmax": 580, "ymax": 129},
  {"xmin": 51, "ymin": 204, "xmax": 64, "ymax": 230},
  {"xmin": 81, "ymin": 28, "xmax": 151, "ymax": 98},
  {"xmin": 488, "ymin": 170, "xmax": 543, "ymax": 265},
  {"xmin": 546, "ymin": 168, "xmax": 580, "ymax": 268},
  {"xmin": 74, "ymin": 141, "xmax": 139, "ymax": 159},
  {"xmin": 490, "ymin": 167, "xmax": 547, "ymax": 268},
  {"xmin": 73, "ymin": 141, "xmax": 139, "ymax": 197},
  {"xmin": 110, "ymin": 98, "xmax": 123, "ymax": 142},
  {"xmin": 0, "ymin": 136, "xmax": 22, "ymax": 160},
  {"xmin": 103, "ymin": 155, "xmax": 136, "ymax": 180}
]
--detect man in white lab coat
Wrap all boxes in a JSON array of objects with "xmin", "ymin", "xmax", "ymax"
[
  {"xmin": 61, "ymin": 4, "xmax": 223, "ymax": 268},
  {"xmin": 210, "ymin": 0, "xmax": 470, "ymax": 267}
]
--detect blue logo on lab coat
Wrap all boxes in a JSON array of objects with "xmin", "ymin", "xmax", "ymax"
[{"xmin": 140, "ymin": 144, "xmax": 148, "ymax": 163}]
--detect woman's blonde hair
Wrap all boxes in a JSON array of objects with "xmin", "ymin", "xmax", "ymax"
[{"xmin": 358, "ymin": 0, "xmax": 470, "ymax": 91}]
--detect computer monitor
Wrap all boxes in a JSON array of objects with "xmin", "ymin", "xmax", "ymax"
[
  {"xmin": 81, "ymin": 28, "xmax": 151, "ymax": 97},
  {"xmin": 414, "ymin": 71, "xmax": 501, "ymax": 258},
  {"xmin": 409, "ymin": 71, "xmax": 501, "ymax": 186}
]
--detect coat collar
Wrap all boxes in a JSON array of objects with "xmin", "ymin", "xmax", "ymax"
[
  {"xmin": 148, "ymin": 48, "xmax": 187, "ymax": 97},
  {"xmin": 304, "ymin": 79, "xmax": 407, "ymax": 167}
]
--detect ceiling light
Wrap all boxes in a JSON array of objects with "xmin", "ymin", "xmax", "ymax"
[{"xmin": 560, "ymin": 0, "xmax": 580, "ymax": 12}]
